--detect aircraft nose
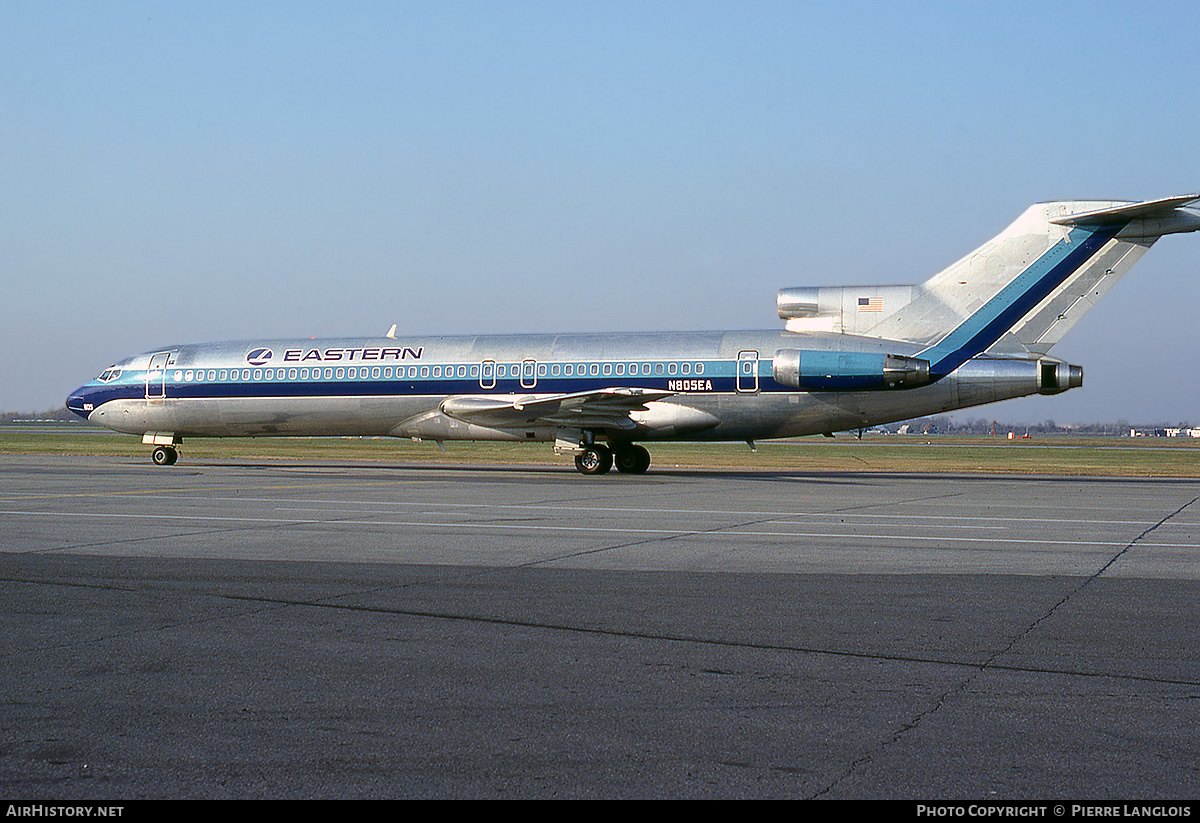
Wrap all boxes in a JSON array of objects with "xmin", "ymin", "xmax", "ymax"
[{"xmin": 65, "ymin": 387, "xmax": 92, "ymax": 420}]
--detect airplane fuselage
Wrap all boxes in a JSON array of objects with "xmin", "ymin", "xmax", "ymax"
[{"xmin": 68, "ymin": 329, "xmax": 1057, "ymax": 443}]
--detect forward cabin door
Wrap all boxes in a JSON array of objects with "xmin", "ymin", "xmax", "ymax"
[{"xmin": 145, "ymin": 351, "xmax": 172, "ymax": 399}]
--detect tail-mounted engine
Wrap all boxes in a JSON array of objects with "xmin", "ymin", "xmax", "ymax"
[
  {"xmin": 773, "ymin": 350, "xmax": 931, "ymax": 391},
  {"xmin": 777, "ymin": 285, "xmax": 918, "ymax": 334},
  {"xmin": 1037, "ymin": 360, "xmax": 1083, "ymax": 395}
]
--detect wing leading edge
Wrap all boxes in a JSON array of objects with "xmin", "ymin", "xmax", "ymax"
[{"xmin": 440, "ymin": 387, "xmax": 677, "ymax": 431}]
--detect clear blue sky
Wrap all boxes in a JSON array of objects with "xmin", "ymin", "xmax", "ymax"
[{"xmin": 3, "ymin": 1, "xmax": 1199, "ymax": 423}]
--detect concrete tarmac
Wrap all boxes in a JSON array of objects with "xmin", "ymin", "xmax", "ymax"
[{"xmin": 2, "ymin": 454, "xmax": 1198, "ymax": 799}]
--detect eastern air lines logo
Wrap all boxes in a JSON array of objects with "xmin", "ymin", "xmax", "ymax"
[{"xmin": 246, "ymin": 348, "xmax": 274, "ymax": 366}]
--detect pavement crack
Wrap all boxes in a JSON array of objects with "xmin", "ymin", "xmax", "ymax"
[
  {"xmin": 809, "ymin": 492, "xmax": 1200, "ymax": 799},
  {"xmin": 999, "ymin": 492, "xmax": 1200, "ymax": 662}
]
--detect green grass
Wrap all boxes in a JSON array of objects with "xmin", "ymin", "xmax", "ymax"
[{"xmin": 4, "ymin": 425, "xmax": 1200, "ymax": 475}]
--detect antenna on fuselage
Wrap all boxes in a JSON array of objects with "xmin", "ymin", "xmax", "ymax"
[{"xmin": 385, "ymin": 324, "xmax": 397, "ymax": 339}]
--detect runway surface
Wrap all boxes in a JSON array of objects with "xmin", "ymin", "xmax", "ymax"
[{"xmin": 2, "ymin": 454, "xmax": 1198, "ymax": 799}]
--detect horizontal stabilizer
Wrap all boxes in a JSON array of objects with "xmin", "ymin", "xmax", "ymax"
[{"xmin": 1050, "ymin": 194, "xmax": 1199, "ymax": 225}]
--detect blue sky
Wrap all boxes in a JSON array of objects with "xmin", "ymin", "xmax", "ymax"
[{"xmin": 3, "ymin": 1, "xmax": 1199, "ymax": 423}]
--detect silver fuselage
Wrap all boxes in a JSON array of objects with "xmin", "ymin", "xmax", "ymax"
[{"xmin": 67, "ymin": 329, "xmax": 1058, "ymax": 444}]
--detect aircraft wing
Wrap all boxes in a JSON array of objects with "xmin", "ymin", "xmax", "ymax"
[{"xmin": 440, "ymin": 388, "xmax": 677, "ymax": 431}]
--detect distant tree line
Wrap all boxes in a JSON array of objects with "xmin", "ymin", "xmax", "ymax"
[
  {"xmin": 875, "ymin": 415, "xmax": 1194, "ymax": 436},
  {"xmin": 1, "ymin": 408, "xmax": 79, "ymax": 423}
]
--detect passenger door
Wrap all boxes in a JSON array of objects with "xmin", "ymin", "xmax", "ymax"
[
  {"xmin": 145, "ymin": 352, "xmax": 172, "ymax": 399},
  {"xmin": 736, "ymin": 350, "xmax": 759, "ymax": 394}
]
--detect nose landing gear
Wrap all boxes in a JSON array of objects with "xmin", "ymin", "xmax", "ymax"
[{"xmin": 144, "ymin": 433, "xmax": 181, "ymax": 466}]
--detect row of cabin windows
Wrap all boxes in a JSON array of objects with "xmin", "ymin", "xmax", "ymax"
[
  {"xmin": 540, "ymin": 361, "xmax": 705, "ymax": 377},
  {"xmin": 170, "ymin": 362, "xmax": 709, "ymax": 383}
]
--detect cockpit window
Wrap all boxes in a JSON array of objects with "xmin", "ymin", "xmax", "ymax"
[{"xmin": 97, "ymin": 367, "xmax": 122, "ymax": 382}]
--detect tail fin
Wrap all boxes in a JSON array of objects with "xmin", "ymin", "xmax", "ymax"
[
  {"xmin": 798, "ymin": 195, "xmax": 1200, "ymax": 373},
  {"xmin": 1005, "ymin": 195, "xmax": 1200, "ymax": 354}
]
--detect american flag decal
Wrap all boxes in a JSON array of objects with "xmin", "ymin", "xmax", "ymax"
[{"xmin": 858, "ymin": 296, "xmax": 883, "ymax": 312}]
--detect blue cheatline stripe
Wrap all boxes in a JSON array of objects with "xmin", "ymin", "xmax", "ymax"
[
  {"xmin": 920, "ymin": 223, "xmax": 1122, "ymax": 376},
  {"xmin": 71, "ymin": 362, "xmax": 754, "ymax": 412}
]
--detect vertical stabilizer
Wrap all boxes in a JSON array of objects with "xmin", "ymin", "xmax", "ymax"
[{"xmin": 856, "ymin": 196, "xmax": 1200, "ymax": 372}]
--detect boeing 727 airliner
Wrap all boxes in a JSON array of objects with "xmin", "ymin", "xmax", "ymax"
[{"xmin": 67, "ymin": 194, "xmax": 1200, "ymax": 474}]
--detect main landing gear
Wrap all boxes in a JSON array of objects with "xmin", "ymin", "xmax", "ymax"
[{"xmin": 573, "ymin": 443, "xmax": 651, "ymax": 475}]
